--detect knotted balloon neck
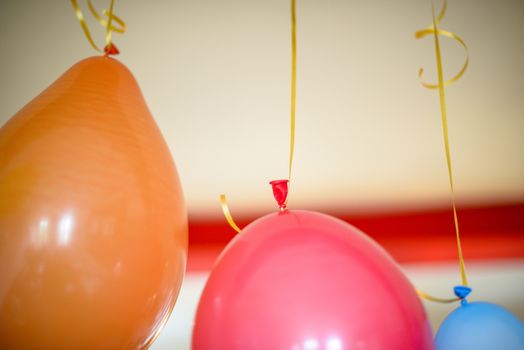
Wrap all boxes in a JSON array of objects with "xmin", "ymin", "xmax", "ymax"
[
  {"xmin": 70, "ymin": 0, "xmax": 126, "ymax": 56},
  {"xmin": 104, "ymin": 43, "xmax": 119, "ymax": 56},
  {"xmin": 270, "ymin": 180, "xmax": 289, "ymax": 211},
  {"xmin": 454, "ymin": 285, "xmax": 472, "ymax": 305}
]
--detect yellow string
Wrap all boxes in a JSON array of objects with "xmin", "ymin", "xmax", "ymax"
[
  {"xmin": 70, "ymin": 0, "xmax": 125, "ymax": 53},
  {"xmin": 104, "ymin": 0, "xmax": 115, "ymax": 48},
  {"xmin": 219, "ymin": 195, "xmax": 242, "ymax": 233},
  {"xmin": 430, "ymin": 0, "xmax": 469, "ymax": 287},
  {"xmin": 415, "ymin": 29, "xmax": 468, "ymax": 89},
  {"xmin": 289, "ymin": 0, "xmax": 297, "ymax": 183},
  {"xmin": 87, "ymin": 0, "xmax": 126, "ymax": 33},
  {"xmin": 416, "ymin": 289, "xmax": 460, "ymax": 303},
  {"xmin": 415, "ymin": 0, "xmax": 468, "ymax": 89},
  {"xmin": 414, "ymin": 0, "xmax": 469, "ymax": 303},
  {"xmin": 220, "ymin": 0, "xmax": 298, "ymax": 230},
  {"xmin": 71, "ymin": 0, "xmax": 102, "ymax": 52}
]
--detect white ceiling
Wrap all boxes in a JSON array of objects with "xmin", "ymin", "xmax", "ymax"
[{"xmin": 1, "ymin": 0, "xmax": 523, "ymax": 216}]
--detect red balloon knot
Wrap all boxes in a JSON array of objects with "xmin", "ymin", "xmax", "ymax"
[
  {"xmin": 104, "ymin": 43, "xmax": 120, "ymax": 56},
  {"xmin": 269, "ymin": 180, "xmax": 289, "ymax": 210}
]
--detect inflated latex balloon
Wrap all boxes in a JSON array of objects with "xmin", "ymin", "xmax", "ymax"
[
  {"xmin": 0, "ymin": 56, "xmax": 187, "ymax": 349},
  {"xmin": 192, "ymin": 209, "xmax": 434, "ymax": 350},
  {"xmin": 436, "ymin": 301, "xmax": 524, "ymax": 350}
]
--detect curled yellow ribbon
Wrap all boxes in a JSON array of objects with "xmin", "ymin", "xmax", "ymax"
[
  {"xmin": 87, "ymin": 0, "xmax": 126, "ymax": 34},
  {"xmin": 70, "ymin": 0, "xmax": 126, "ymax": 53},
  {"xmin": 220, "ymin": 0, "xmax": 298, "ymax": 231},
  {"xmin": 416, "ymin": 29, "xmax": 469, "ymax": 89},
  {"xmin": 219, "ymin": 194, "xmax": 242, "ymax": 233},
  {"xmin": 415, "ymin": 0, "xmax": 469, "ymax": 303},
  {"xmin": 415, "ymin": 0, "xmax": 469, "ymax": 89}
]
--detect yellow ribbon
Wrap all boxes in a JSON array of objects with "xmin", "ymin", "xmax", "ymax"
[
  {"xmin": 289, "ymin": 0, "xmax": 297, "ymax": 184},
  {"xmin": 415, "ymin": 0, "xmax": 468, "ymax": 89},
  {"xmin": 416, "ymin": 289, "xmax": 460, "ymax": 303},
  {"xmin": 70, "ymin": 0, "xmax": 126, "ymax": 53},
  {"xmin": 87, "ymin": 0, "xmax": 126, "ymax": 34},
  {"xmin": 103, "ymin": 0, "xmax": 115, "ymax": 48},
  {"xmin": 220, "ymin": 0, "xmax": 298, "ymax": 230},
  {"xmin": 219, "ymin": 194, "xmax": 242, "ymax": 233},
  {"xmin": 414, "ymin": 0, "xmax": 469, "ymax": 302},
  {"xmin": 415, "ymin": 31, "xmax": 468, "ymax": 89}
]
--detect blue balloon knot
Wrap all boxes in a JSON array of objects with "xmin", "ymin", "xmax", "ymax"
[{"xmin": 454, "ymin": 285, "xmax": 472, "ymax": 303}]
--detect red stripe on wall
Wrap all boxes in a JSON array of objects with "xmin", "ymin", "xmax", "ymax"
[{"xmin": 187, "ymin": 203, "xmax": 524, "ymax": 271}]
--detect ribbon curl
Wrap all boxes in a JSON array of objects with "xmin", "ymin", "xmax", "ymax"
[
  {"xmin": 415, "ymin": 0, "xmax": 469, "ymax": 89},
  {"xmin": 70, "ymin": 0, "xmax": 126, "ymax": 54},
  {"xmin": 219, "ymin": 194, "xmax": 242, "ymax": 233},
  {"xmin": 415, "ymin": 0, "xmax": 470, "ymax": 302},
  {"xmin": 87, "ymin": 0, "xmax": 126, "ymax": 34},
  {"xmin": 220, "ymin": 0, "xmax": 298, "ymax": 231}
]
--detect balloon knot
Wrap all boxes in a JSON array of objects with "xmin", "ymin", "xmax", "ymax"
[
  {"xmin": 104, "ymin": 43, "xmax": 120, "ymax": 56},
  {"xmin": 454, "ymin": 285, "xmax": 472, "ymax": 304},
  {"xmin": 269, "ymin": 180, "xmax": 289, "ymax": 211}
]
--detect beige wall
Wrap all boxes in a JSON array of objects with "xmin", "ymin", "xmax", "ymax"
[{"xmin": 1, "ymin": 0, "xmax": 523, "ymax": 216}]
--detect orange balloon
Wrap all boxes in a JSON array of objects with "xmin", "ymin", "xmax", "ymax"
[{"xmin": 0, "ymin": 56, "xmax": 187, "ymax": 349}]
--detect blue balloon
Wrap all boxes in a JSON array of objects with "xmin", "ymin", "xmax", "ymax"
[{"xmin": 436, "ymin": 301, "xmax": 524, "ymax": 350}]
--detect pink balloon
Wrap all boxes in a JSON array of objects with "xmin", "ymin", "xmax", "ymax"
[{"xmin": 193, "ymin": 210, "xmax": 434, "ymax": 350}]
